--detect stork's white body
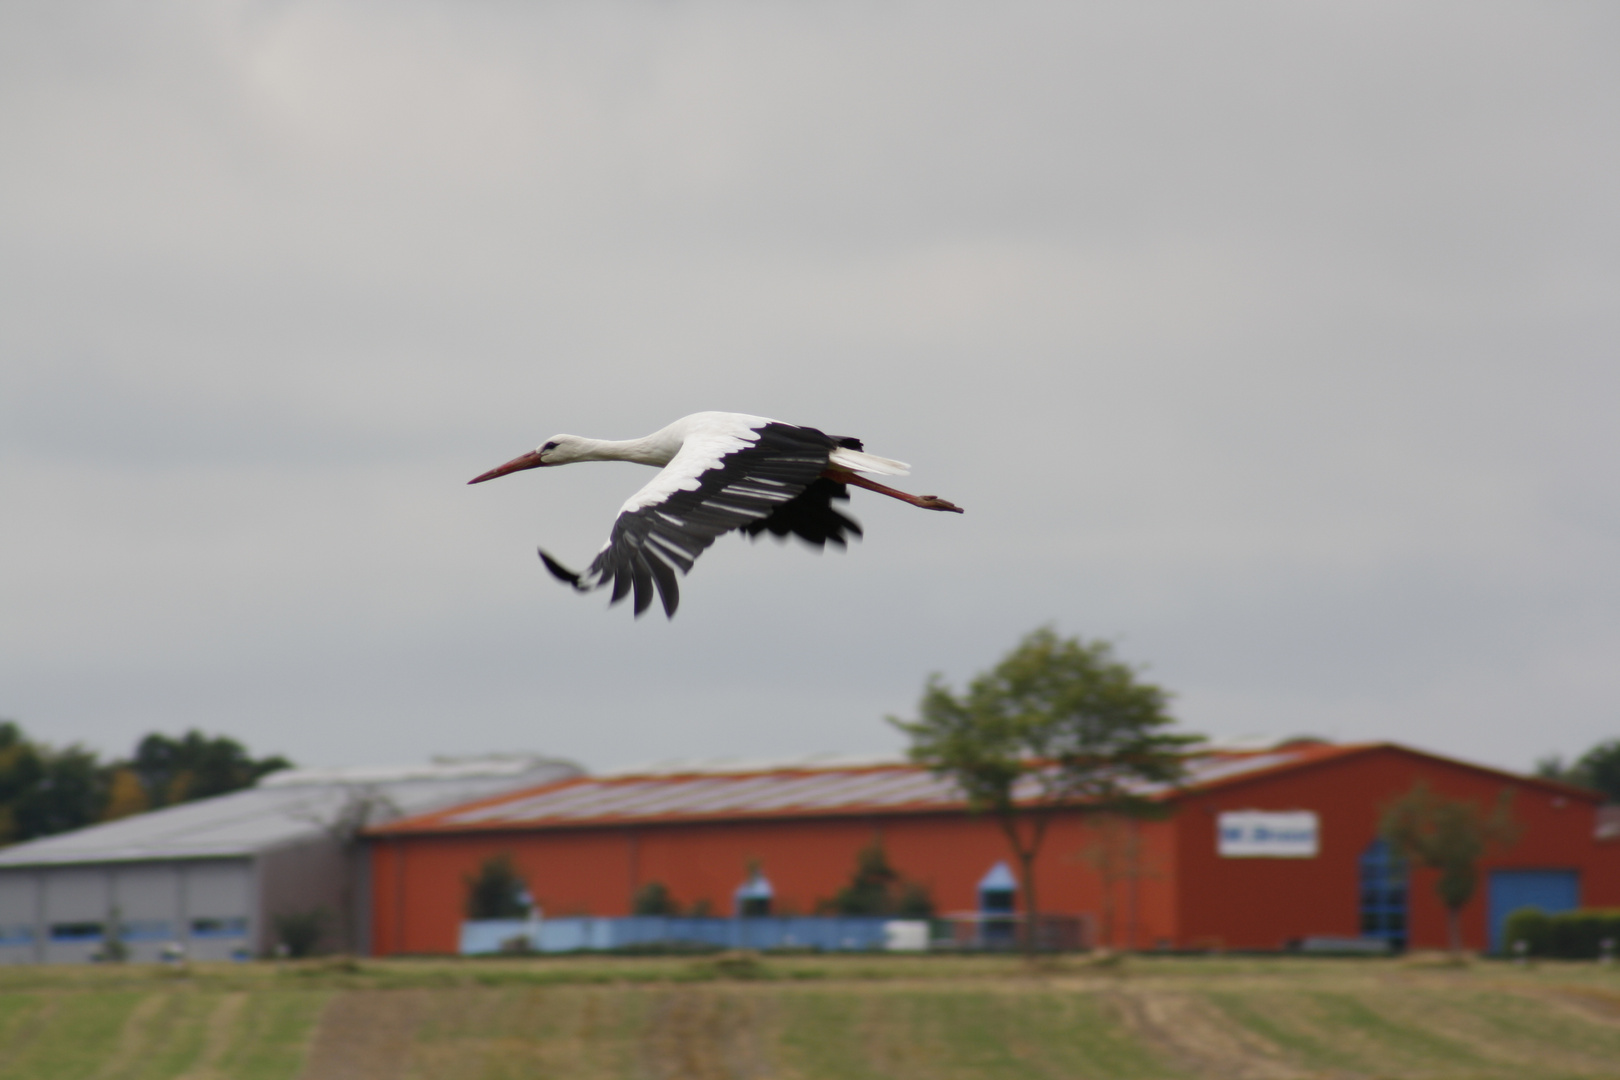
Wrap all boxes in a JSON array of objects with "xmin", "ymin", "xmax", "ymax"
[
  {"xmin": 469, "ymin": 411, "xmax": 957, "ymax": 618},
  {"xmin": 542, "ymin": 412, "xmax": 908, "ymax": 511}
]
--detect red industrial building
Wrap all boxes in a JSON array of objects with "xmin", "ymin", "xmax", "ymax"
[{"xmin": 366, "ymin": 741, "xmax": 1618, "ymax": 956}]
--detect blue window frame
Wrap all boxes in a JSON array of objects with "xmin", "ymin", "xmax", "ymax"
[
  {"xmin": 189, "ymin": 917, "xmax": 248, "ymax": 938},
  {"xmin": 1359, "ymin": 838, "xmax": 1408, "ymax": 950},
  {"xmin": 0, "ymin": 925, "xmax": 35, "ymax": 946},
  {"xmin": 978, "ymin": 861, "xmax": 1018, "ymax": 947}
]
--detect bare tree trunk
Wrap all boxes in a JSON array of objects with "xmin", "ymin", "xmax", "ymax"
[
  {"xmin": 1017, "ymin": 847, "xmax": 1039, "ymax": 961},
  {"xmin": 1126, "ymin": 817, "xmax": 1141, "ymax": 953},
  {"xmin": 1446, "ymin": 907, "xmax": 1463, "ymax": 955},
  {"xmin": 1097, "ymin": 851, "xmax": 1116, "ymax": 951},
  {"xmin": 995, "ymin": 811, "xmax": 1049, "ymax": 964},
  {"xmin": 1082, "ymin": 815, "xmax": 1118, "ymax": 951}
]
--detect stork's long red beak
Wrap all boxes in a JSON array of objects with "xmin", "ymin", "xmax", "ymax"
[{"xmin": 469, "ymin": 450, "xmax": 546, "ymax": 485}]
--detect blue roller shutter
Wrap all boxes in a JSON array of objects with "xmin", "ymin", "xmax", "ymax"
[{"xmin": 1487, "ymin": 870, "xmax": 1579, "ymax": 954}]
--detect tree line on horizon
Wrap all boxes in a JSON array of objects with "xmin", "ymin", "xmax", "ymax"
[
  {"xmin": 0, "ymin": 719, "xmax": 292, "ymax": 845},
  {"xmin": 1535, "ymin": 740, "xmax": 1620, "ymax": 804}
]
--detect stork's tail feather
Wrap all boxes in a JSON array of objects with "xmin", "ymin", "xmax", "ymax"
[
  {"xmin": 538, "ymin": 549, "xmax": 592, "ymax": 592},
  {"xmin": 827, "ymin": 446, "xmax": 910, "ymax": 476}
]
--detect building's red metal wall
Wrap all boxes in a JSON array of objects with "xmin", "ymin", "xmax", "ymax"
[
  {"xmin": 368, "ymin": 747, "xmax": 1617, "ymax": 957},
  {"xmin": 369, "ymin": 811, "xmax": 1182, "ymax": 956},
  {"xmin": 1170, "ymin": 746, "xmax": 1616, "ymax": 951}
]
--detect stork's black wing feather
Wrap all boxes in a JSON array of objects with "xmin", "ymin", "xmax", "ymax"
[{"xmin": 740, "ymin": 477, "xmax": 863, "ymax": 547}]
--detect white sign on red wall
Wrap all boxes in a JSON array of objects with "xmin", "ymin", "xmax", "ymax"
[{"xmin": 1217, "ymin": 810, "xmax": 1320, "ymax": 858}]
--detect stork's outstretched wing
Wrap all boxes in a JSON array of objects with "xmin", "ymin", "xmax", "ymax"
[{"xmin": 539, "ymin": 422, "xmax": 860, "ymax": 617}]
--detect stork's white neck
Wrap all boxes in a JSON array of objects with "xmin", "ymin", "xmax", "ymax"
[
  {"xmin": 554, "ymin": 433, "xmax": 676, "ymax": 467},
  {"xmin": 547, "ymin": 413, "xmax": 771, "ymax": 468}
]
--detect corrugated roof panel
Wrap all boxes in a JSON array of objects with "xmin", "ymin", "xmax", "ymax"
[
  {"xmin": 836, "ymin": 771, "xmax": 958, "ymax": 807},
  {"xmin": 619, "ymin": 776, "xmax": 773, "ymax": 817},
  {"xmin": 0, "ymin": 760, "xmax": 580, "ymax": 867},
  {"xmin": 760, "ymin": 773, "xmax": 870, "ymax": 810},
  {"xmin": 441, "ymin": 768, "xmax": 961, "ymax": 827},
  {"xmin": 376, "ymin": 744, "xmax": 1393, "ymax": 836},
  {"xmin": 598, "ymin": 753, "xmax": 910, "ymax": 778},
  {"xmin": 1184, "ymin": 751, "xmax": 1296, "ymax": 784},
  {"xmin": 429, "ymin": 767, "xmax": 966, "ymax": 828},
  {"xmin": 470, "ymin": 783, "xmax": 644, "ymax": 822},
  {"xmin": 448, "ymin": 777, "xmax": 718, "ymax": 824},
  {"xmin": 445, "ymin": 781, "xmax": 623, "ymax": 825}
]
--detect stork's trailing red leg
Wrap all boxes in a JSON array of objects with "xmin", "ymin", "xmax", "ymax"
[{"xmin": 824, "ymin": 468, "xmax": 964, "ymax": 513}]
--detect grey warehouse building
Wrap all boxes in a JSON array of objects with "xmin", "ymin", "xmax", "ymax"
[{"xmin": 0, "ymin": 755, "xmax": 579, "ymax": 964}]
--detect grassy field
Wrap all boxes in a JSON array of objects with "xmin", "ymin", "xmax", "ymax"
[{"xmin": 0, "ymin": 954, "xmax": 1618, "ymax": 1079}]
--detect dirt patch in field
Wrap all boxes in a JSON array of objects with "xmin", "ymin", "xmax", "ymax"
[
  {"xmin": 1112, "ymin": 986, "xmax": 1300, "ymax": 1080},
  {"xmin": 87, "ymin": 993, "xmax": 169, "ymax": 1080},
  {"xmin": 640, "ymin": 988, "xmax": 775, "ymax": 1080},
  {"xmin": 1550, "ymin": 985, "xmax": 1620, "ymax": 1027},
  {"xmin": 174, "ymin": 992, "xmax": 245, "ymax": 1080},
  {"xmin": 298, "ymin": 988, "xmax": 426, "ymax": 1080}
]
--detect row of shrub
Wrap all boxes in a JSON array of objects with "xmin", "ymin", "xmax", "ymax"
[{"xmin": 1501, "ymin": 908, "xmax": 1620, "ymax": 958}]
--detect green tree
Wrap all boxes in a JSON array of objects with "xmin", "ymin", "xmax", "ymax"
[
  {"xmin": 1075, "ymin": 813, "xmax": 1158, "ymax": 951},
  {"xmin": 1537, "ymin": 739, "xmax": 1620, "ymax": 804},
  {"xmin": 273, "ymin": 909, "xmax": 329, "ymax": 958},
  {"xmin": 830, "ymin": 840, "xmax": 900, "ymax": 915},
  {"xmin": 465, "ymin": 853, "xmax": 532, "ymax": 920},
  {"xmin": 891, "ymin": 628, "xmax": 1197, "ymax": 957},
  {"xmin": 824, "ymin": 839, "xmax": 935, "ymax": 917},
  {"xmin": 97, "ymin": 906, "xmax": 129, "ymax": 963},
  {"xmin": 0, "ymin": 720, "xmax": 294, "ymax": 845},
  {"xmin": 893, "ymin": 882, "xmax": 934, "ymax": 919},
  {"xmin": 128, "ymin": 730, "xmax": 291, "ymax": 808},
  {"xmin": 0, "ymin": 722, "xmax": 108, "ymax": 843},
  {"xmin": 1380, "ymin": 781, "xmax": 1522, "ymax": 954},
  {"xmin": 101, "ymin": 768, "xmax": 151, "ymax": 821},
  {"xmin": 1580, "ymin": 740, "xmax": 1620, "ymax": 803},
  {"xmin": 632, "ymin": 881, "xmax": 679, "ymax": 915},
  {"xmin": 0, "ymin": 721, "xmax": 48, "ymax": 843}
]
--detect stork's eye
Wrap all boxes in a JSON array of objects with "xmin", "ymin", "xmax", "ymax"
[{"xmin": 541, "ymin": 441, "xmax": 559, "ymax": 453}]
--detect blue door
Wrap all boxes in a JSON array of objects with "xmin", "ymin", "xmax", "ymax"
[
  {"xmin": 1359, "ymin": 839, "xmax": 1408, "ymax": 951},
  {"xmin": 1487, "ymin": 870, "xmax": 1579, "ymax": 954}
]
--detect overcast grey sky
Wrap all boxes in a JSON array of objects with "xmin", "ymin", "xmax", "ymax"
[{"xmin": 2, "ymin": 2, "xmax": 1615, "ymax": 775}]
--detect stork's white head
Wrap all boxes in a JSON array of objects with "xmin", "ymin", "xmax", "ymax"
[
  {"xmin": 468, "ymin": 434, "xmax": 584, "ymax": 484},
  {"xmin": 532, "ymin": 435, "xmax": 596, "ymax": 465}
]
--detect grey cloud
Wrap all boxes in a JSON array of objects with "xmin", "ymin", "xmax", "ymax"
[{"xmin": 2, "ymin": 1, "xmax": 1615, "ymax": 774}]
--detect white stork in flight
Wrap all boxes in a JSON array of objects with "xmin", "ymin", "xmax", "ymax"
[{"xmin": 469, "ymin": 411, "xmax": 962, "ymax": 618}]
